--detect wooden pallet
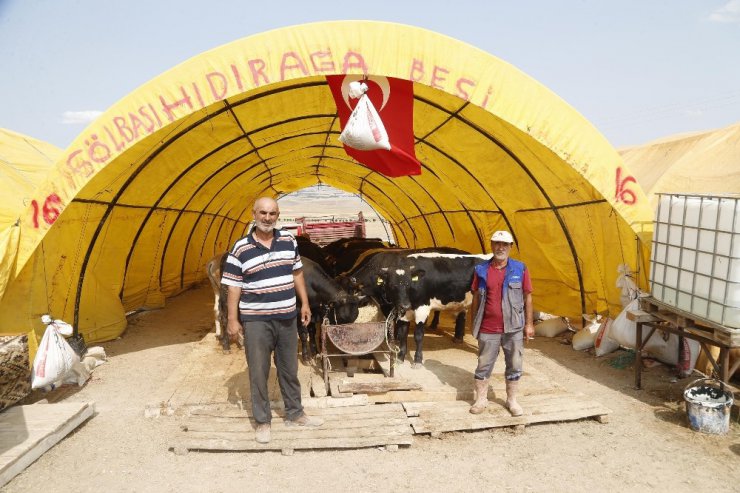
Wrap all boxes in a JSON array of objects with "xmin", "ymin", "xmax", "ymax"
[
  {"xmin": 403, "ymin": 394, "xmax": 611, "ymax": 435},
  {"xmin": 171, "ymin": 403, "xmax": 413, "ymax": 454},
  {"xmin": 1, "ymin": 402, "xmax": 95, "ymax": 487},
  {"xmin": 160, "ymin": 328, "xmax": 613, "ymax": 446},
  {"xmin": 640, "ymin": 297, "xmax": 740, "ymax": 346}
]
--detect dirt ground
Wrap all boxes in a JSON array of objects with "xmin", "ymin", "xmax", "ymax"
[{"xmin": 5, "ymin": 285, "xmax": 740, "ymax": 493}]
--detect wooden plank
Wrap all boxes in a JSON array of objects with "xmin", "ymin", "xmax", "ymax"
[
  {"xmin": 297, "ymin": 362, "xmax": 313, "ymax": 399},
  {"xmin": 302, "ymin": 395, "xmax": 369, "ymax": 408},
  {"xmin": 181, "ymin": 422, "xmax": 411, "ymax": 440},
  {"xmin": 626, "ymin": 310, "xmax": 660, "ymax": 323},
  {"xmin": 176, "ymin": 434, "xmax": 412, "ymax": 451},
  {"xmin": 328, "ymin": 375, "xmax": 353, "ymax": 398},
  {"xmin": 328, "ymin": 372, "xmax": 397, "ymax": 383},
  {"xmin": 402, "ymin": 400, "xmax": 469, "ymax": 417},
  {"xmin": 368, "ymin": 389, "xmax": 474, "ymax": 403},
  {"xmin": 337, "ymin": 379, "xmax": 422, "ymax": 394},
  {"xmin": 407, "ymin": 396, "xmax": 611, "ymax": 434},
  {"xmin": 184, "ymin": 407, "xmax": 406, "ymax": 423},
  {"xmin": 715, "ymin": 329, "xmax": 740, "ymax": 346},
  {"xmin": 310, "ymin": 372, "xmax": 327, "ymax": 398},
  {"xmin": 188, "ymin": 402, "xmax": 404, "ymax": 418},
  {"xmin": 183, "ymin": 416, "xmax": 410, "ymax": 433},
  {"xmin": 173, "ymin": 393, "xmax": 371, "ymax": 417},
  {"xmin": 0, "ymin": 402, "xmax": 95, "ymax": 488}
]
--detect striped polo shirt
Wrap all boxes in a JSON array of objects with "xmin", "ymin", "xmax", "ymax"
[{"xmin": 221, "ymin": 228, "xmax": 303, "ymax": 321}]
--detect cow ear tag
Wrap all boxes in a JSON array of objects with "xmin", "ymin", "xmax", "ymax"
[
  {"xmin": 376, "ymin": 277, "xmax": 384, "ymax": 285},
  {"xmin": 411, "ymin": 275, "xmax": 419, "ymax": 282}
]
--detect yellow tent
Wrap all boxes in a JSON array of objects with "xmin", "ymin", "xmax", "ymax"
[
  {"xmin": 0, "ymin": 128, "xmax": 61, "ymax": 228},
  {"xmin": 0, "ymin": 128, "xmax": 61, "ymax": 353},
  {"xmin": 0, "ymin": 21, "xmax": 653, "ymax": 346}
]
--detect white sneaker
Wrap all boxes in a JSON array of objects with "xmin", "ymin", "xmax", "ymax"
[{"xmin": 255, "ymin": 422, "xmax": 271, "ymax": 443}]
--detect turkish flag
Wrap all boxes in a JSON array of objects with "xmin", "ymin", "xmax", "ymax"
[{"xmin": 327, "ymin": 75, "xmax": 421, "ymax": 177}]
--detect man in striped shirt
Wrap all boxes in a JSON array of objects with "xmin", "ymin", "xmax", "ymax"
[{"xmin": 223, "ymin": 197, "xmax": 323, "ymax": 444}]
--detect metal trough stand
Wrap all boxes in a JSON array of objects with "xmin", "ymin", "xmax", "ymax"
[{"xmin": 320, "ymin": 319, "xmax": 397, "ymax": 395}]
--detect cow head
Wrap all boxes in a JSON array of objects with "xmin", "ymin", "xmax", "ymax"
[
  {"xmin": 381, "ymin": 265, "xmax": 426, "ymax": 312},
  {"xmin": 329, "ymin": 293, "xmax": 361, "ymax": 325},
  {"xmin": 338, "ymin": 271, "xmax": 389, "ymax": 300}
]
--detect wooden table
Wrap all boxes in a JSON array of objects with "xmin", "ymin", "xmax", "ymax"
[{"xmin": 627, "ymin": 296, "xmax": 739, "ymax": 389}]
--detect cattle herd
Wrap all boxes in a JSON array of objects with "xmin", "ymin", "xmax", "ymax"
[{"xmin": 207, "ymin": 236, "xmax": 491, "ymax": 368}]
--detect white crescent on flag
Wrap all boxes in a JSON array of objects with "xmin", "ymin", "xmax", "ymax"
[{"xmin": 340, "ymin": 75, "xmax": 391, "ymax": 110}]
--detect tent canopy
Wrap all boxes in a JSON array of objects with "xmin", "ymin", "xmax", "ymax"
[
  {"xmin": 620, "ymin": 121, "xmax": 740, "ymax": 208},
  {"xmin": 0, "ymin": 128, "xmax": 61, "ymax": 228},
  {"xmin": 0, "ymin": 21, "xmax": 653, "ymax": 343}
]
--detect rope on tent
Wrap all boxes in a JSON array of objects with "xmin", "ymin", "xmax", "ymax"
[
  {"xmin": 584, "ymin": 206, "xmax": 608, "ymax": 315},
  {"xmin": 613, "ymin": 208, "xmax": 628, "ymax": 266},
  {"xmin": 612, "ymin": 207, "xmax": 646, "ymax": 295},
  {"xmin": 64, "ymin": 202, "xmax": 94, "ymax": 318},
  {"xmin": 39, "ymin": 242, "xmax": 50, "ymax": 314}
]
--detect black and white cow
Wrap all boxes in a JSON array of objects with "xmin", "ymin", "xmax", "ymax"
[
  {"xmin": 391, "ymin": 253, "xmax": 487, "ymax": 367},
  {"xmin": 297, "ymin": 257, "xmax": 363, "ymax": 364},
  {"xmin": 345, "ymin": 249, "xmax": 486, "ymax": 368},
  {"xmin": 324, "ymin": 237, "xmax": 391, "ymax": 277}
]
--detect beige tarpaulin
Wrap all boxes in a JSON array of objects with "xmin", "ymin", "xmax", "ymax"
[
  {"xmin": 0, "ymin": 21, "xmax": 653, "ymax": 347},
  {"xmin": 620, "ymin": 121, "xmax": 740, "ymax": 208}
]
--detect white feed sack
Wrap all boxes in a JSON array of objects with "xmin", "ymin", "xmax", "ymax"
[
  {"xmin": 339, "ymin": 81, "xmax": 391, "ymax": 151},
  {"xmin": 32, "ymin": 324, "xmax": 80, "ymax": 390},
  {"xmin": 593, "ymin": 318, "xmax": 620, "ymax": 357},
  {"xmin": 534, "ymin": 317, "xmax": 569, "ymax": 337},
  {"xmin": 572, "ymin": 319, "xmax": 602, "ymax": 351}
]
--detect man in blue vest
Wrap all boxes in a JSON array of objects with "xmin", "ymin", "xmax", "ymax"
[{"xmin": 469, "ymin": 230, "xmax": 534, "ymax": 416}]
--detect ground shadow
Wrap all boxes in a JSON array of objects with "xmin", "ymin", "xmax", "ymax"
[
  {"xmin": 653, "ymin": 406, "xmax": 689, "ymax": 428},
  {"xmin": 95, "ymin": 284, "xmax": 220, "ymax": 358},
  {"xmin": 529, "ymin": 336, "xmax": 698, "ymax": 410},
  {"xmin": 224, "ymin": 369, "xmax": 249, "ymax": 408},
  {"xmin": 422, "ymin": 358, "xmax": 475, "ymax": 393},
  {"xmin": 21, "ymin": 377, "xmax": 87, "ymax": 405}
]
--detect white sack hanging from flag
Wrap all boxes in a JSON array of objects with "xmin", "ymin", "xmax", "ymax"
[{"xmin": 339, "ymin": 81, "xmax": 391, "ymax": 151}]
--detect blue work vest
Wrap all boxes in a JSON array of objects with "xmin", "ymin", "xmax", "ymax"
[{"xmin": 471, "ymin": 258, "xmax": 527, "ymax": 337}]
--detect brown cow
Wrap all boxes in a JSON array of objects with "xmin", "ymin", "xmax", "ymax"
[{"xmin": 205, "ymin": 253, "xmax": 243, "ymax": 352}]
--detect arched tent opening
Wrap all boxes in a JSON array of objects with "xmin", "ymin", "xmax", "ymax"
[
  {"xmin": 0, "ymin": 21, "xmax": 653, "ymax": 346},
  {"xmin": 277, "ymin": 186, "xmax": 395, "ymax": 243}
]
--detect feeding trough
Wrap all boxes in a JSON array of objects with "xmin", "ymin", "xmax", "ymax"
[{"xmin": 320, "ymin": 313, "xmax": 397, "ymax": 393}]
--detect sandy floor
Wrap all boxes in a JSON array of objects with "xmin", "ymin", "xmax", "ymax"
[{"xmin": 5, "ymin": 285, "xmax": 740, "ymax": 493}]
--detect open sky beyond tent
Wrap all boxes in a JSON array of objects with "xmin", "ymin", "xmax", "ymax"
[{"xmin": 0, "ymin": 0, "xmax": 738, "ymax": 151}]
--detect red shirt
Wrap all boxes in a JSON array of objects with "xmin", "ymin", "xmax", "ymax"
[{"xmin": 471, "ymin": 262, "xmax": 532, "ymax": 334}]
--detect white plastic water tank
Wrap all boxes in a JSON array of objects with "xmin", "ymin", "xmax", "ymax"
[{"xmin": 650, "ymin": 194, "xmax": 740, "ymax": 328}]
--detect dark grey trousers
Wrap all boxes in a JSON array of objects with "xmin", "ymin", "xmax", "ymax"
[{"xmin": 243, "ymin": 318, "xmax": 303, "ymax": 424}]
